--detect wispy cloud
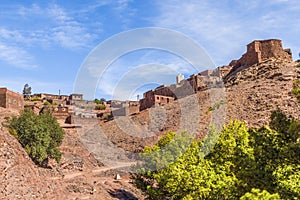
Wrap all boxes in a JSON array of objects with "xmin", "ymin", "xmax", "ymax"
[
  {"xmin": 152, "ymin": 0, "xmax": 300, "ymax": 65},
  {"xmin": 0, "ymin": 3, "xmax": 101, "ymax": 69},
  {"xmin": 0, "ymin": 43, "xmax": 36, "ymax": 69},
  {"xmin": 18, "ymin": 3, "xmax": 99, "ymax": 49}
]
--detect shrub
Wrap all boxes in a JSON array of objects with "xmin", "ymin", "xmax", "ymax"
[
  {"xmin": 240, "ymin": 189, "xmax": 280, "ymax": 200},
  {"xmin": 94, "ymin": 98, "xmax": 103, "ymax": 104},
  {"xmin": 95, "ymin": 104, "xmax": 106, "ymax": 110},
  {"xmin": 292, "ymin": 80, "xmax": 300, "ymax": 103},
  {"xmin": 29, "ymin": 96, "xmax": 42, "ymax": 101},
  {"xmin": 7, "ymin": 110, "xmax": 65, "ymax": 167},
  {"xmin": 43, "ymin": 101, "xmax": 51, "ymax": 106},
  {"xmin": 102, "ymin": 113, "xmax": 112, "ymax": 120}
]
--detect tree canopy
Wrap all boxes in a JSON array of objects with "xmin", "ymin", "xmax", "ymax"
[
  {"xmin": 23, "ymin": 83, "xmax": 32, "ymax": 97},
  {"xmin": 7, "ymin": 110, "xmax": 65, "ymax": 167},
  {"xmin": 133, "ymin": 110, "xmax": 300, "ymax": 199}
]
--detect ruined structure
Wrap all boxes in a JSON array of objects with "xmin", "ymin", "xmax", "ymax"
[
  {"xmin": 229, "ymin": 39, "xmax": 292, "ymax": 74},
  {"xmin": 0, "ymin": 88, "xmax": 24, "ymax": 111},
  {"xmin": 110, "ymin": 100, "xmax": 140, "ymax": 116},
  {"xmin": 212, "ymin": 65, "xmax": 232, "ymax": 77}
]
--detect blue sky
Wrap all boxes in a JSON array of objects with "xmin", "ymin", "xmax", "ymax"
[{"xmin": 0, "ymin": 0, "xmax": 299, "ymax": 100}]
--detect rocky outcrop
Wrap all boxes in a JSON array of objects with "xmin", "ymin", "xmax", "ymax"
[{"xmin": 225, "ymin": 58, "xmax": 299, "ymax": 127}]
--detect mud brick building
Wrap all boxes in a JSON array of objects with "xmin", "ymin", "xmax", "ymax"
[
  {"xmin": 229, "ymin": 39, "xmax": 292, "ymax": 73},
  {"xmin": 139, "ymin": 89, "xmax": 175, "ymax": 111},
  {"xmin": 0, "ymin": 88, "xmax": 24, "ymax": 111}
]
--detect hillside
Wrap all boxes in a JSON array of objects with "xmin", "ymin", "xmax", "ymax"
[
  {"xmin": 97, "ymin": 58, "xmax": 299, "ymax": 152},
  {"xmin": 1, "ymin": 42, "xmax": 299, "ymax": 199},
  {"xmin": 0, "ymin": 109, "xmax": 145, "ymax": 199}
]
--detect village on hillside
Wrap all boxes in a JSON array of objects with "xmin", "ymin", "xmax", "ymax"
[{"xmin": 0, "ymin": 39, "xmax": 294, "ymax": 129}]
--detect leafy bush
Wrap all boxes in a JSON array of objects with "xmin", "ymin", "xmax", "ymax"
[
  {"xmin": 43, "ymin": 101, "xmax": 51, "ymax": 106},
  {"xmin": 206, "ymin": 100, "xmax": 225, "ymax": 113},
  {"xmin": 94, "ymin": 98, "xmax": 103, "ymax": 105},
  {"xmin": 95, "ymin": 104, "xmax": 106, "ymax": 110},
  {"xmin": 240, "ymin": 189, "xmax": 280, "ymax": 200},
  {"xmin": 7, "ymin": 110, "xmax": 65, "ymax": 167},
  {"xmin": 102, "ymin": 113, "xmax": 112, "ymax": 120},
  {"xmin": 292, "ymin": 80, "xmax": 300, "ymax": 103},
  {"xmin": 29, "ymin": 96, "xmax": 42, "ymax": 101}
]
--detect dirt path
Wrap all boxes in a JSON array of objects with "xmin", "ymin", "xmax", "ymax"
[{"xmin": 48, "ymin": 161, "xmax": 137, "ymax": 180}]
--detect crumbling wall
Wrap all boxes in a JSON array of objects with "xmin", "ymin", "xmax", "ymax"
[
  {"xmin": 230, "ymin": 39, "xmax": 292, "ymax": 71},
  {"xmin": 0, "ymin": 88, "xmax": 24, "ymax": 111}
]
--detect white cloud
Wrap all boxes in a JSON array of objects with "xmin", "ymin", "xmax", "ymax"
[
  {"xmin": 0, "ymin": 3, "xmax": 101, "ymax": 68},
  {"xmin": 152, "ymin": 0, "xmax": 300, "ymax": 65},
  {"xmin": 13, "ymin": 3, "xmax": 99, "ymax": 49},
  {"xmin": 0, "ymin": 43, "xmax": 36, "ymax": 69}
]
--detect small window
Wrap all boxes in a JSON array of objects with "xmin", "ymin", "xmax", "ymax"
[
  {"xmin": 157, "ymin": 96, "xmax": 159, "ymax": 100},
  {"xmin": 167, "ymin": 98, "xmax": 169, "ymax": 103}
]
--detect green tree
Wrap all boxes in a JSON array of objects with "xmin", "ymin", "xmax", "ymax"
[
  {"xmin": 133, "ymin": 112, "xmax": 300, "ymax": 199},
  {"xmin": 7, "ymin": 110, "xmax": 64, "ymax": 167},
  {"xmin": 292, "ymin": 80, "xmax": 300, "ymax": 103},
  {"xmin": 23, "ymin": 83, "xmax": 32, "ymax": 98},
  {"xmin": 95, "ymin": 104, "xmax": 106, "ymax": 110},
  {"xmin": 240, "ymin": 188, "xmax": 280, "ymax": 200},
  {"xmin": 94, "ymin": 98, "xmax": 103, "ymax": 104}
]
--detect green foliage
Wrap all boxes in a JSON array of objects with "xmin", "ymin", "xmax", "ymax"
[
  {"xmin": 95, "ymin": 104, "xmax": 106, "ymax": 110},
  {"xmin": 206, "ymin": 100, "xmax": 225, "ymax": 113},
  {"xmin": 240, "ymin": 188, "xmax": 280, "ymax": 200},
  {"xmin": 29, "ymin": 96, "xmax": 42, "ymax": 101},
  {"xmin": 292, "ymin": 80, "xmax": 300, "ymax": 103},
  {"xmin": 133, "ymin": 111, "xmax": 300, "ymax": 199},
  {"xmin": 43, "ymin": 101, "xmax": 51, "ymax": 106},
  {"xmin": 102, "ymin": 113, "xmax": 112, "ymax": 120},
  {"xmin": 7, "ymin": 110, "xmax": 64, "ymax": 167},
  {"xmin": 94, "ymin": 98, "xmax": 103, "ymax": 105},
  {"xmin": 297, "ymin": 63, "xmax": 300, "ymax": 68}
]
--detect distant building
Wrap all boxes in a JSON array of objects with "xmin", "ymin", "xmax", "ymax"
[
  {"xmin": 176, "ymin": 74, "xmax": 184, "ymax": 84},
  {"xmin": 199, "ymin": 70, "xmax": 213, "ymax": 76},
  {"xmin": 139, "ymin": 89, "xmax": 174, "ymax": 111},
  {"xmin": 69, "ymin": 94, "xmax": 83, "ymax": 101},
  {"xmin": 229, "ymin": 39, "xmax": 292, "ymax": 74},
  {"xmin": 109, "ymin": 100, "xmax": 140, "ymax": 117},
  {"xmin": 0, "ymin": 88, "xmax": 24, "ymax": 111}
]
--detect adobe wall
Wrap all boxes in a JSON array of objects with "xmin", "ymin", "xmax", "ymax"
[
  {"xmin": 230, "ymin": 39, "xmax": 292, "ymax": 70},
  {"xmin": 139, "ymin": 91, "xmax": 175, "ymax": 111},
  {"xmin": 153, "ymin": 85, "xmax": 174, "ymax": 97},
  {"xmin": 0, "ymin": 88, "xmax": 24, "ymax": 111}
]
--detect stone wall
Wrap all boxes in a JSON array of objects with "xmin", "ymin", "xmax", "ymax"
[
  {"xmin": 212, "ymin": 65, "xmax": 232, "ymax": 77},
  {"xmin": 0, "ymin": 88, "xmax": 24, "ymax": 111},
  {"xmin": 110, "ymin": 100, "xmax": 140, "ymax": 116}
]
